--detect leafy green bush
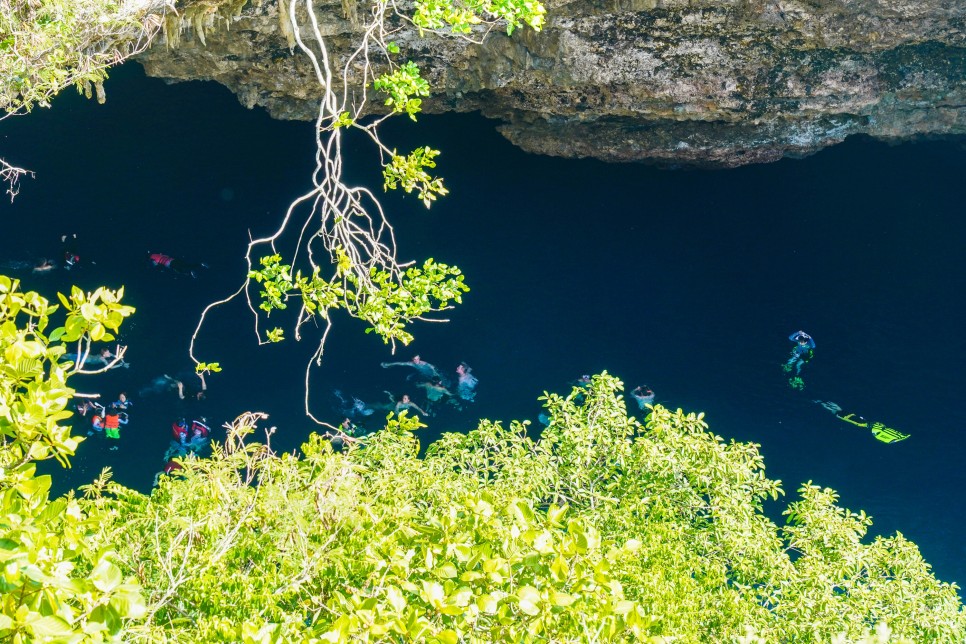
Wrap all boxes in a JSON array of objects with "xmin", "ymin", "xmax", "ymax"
[
  {"xmin": 0, "ymin": 277, "xmax": 961, "ymax": 640},
  {"xmin": 0, "ymin": 276, "xmax": 143, "ymax": 641},
  {"xmin": 82, "ymin": 374, "xmax": 964, "ymax": 642}
]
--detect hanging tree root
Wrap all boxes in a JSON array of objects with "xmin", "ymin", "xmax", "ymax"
[{"xmin": 189, "ymin": 0, "xmax": 543, "ymax": 423}]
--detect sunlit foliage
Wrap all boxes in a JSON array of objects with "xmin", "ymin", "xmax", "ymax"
[
  {"xmin": 0, "ymin": 286, "xmax": 961, "ymax": 641},
  {"xmin": 0, "ymin": 276, "xmax": 144, "ymax": 640},
  {"xmin": 79, "ymin": 373, "xmax": 965, "ymax": 642}
]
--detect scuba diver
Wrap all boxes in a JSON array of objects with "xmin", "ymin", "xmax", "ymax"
[
  {"xmin": 784, "ymin": 330, "xmax": 815, "ymax": 375},
  {"xmin": 148, "ymin": 252, "xmax": 208, "ymax": 278},
  {"xmin": 783, "ymin": 330, "xmax": 815, "ymax": 389},
  {"xmin": 813, "ymin": 400, "xmax": 910, "ymax": 444}
]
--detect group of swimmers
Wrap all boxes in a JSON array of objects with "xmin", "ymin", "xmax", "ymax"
[
  {"xmin": 75, "ymin": 393, "xmax": 133, "ymax": 449},
  {"xmin": 3, "ymin": 233, "xmax": 209, "ymax": 279},
  {"xmin": 28, "ymin": 233, "xmax": 217, "ymax": 480},
  {"xmin": 333, "ymin": 355, "xmax": 479, "ymax": 437},
  {"xmin": 72, "ymin": 367, "xmax": 214, "ymax": 476}
]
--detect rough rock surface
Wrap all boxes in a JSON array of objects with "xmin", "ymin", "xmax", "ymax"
[{"xmin": 138, "ymin": 0, "xmax": 966, "ymax": 167}]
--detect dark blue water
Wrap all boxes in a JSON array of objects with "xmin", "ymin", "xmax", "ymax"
[{"xmin": 2, "ymin": 64, "xmax": 965, "ymax": 589}]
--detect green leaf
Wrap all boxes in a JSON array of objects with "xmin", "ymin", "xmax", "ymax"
[
  {"xmin": 436, "ymin": 629, "xmax": 458, "ymax": 644},
  {"xmin": 517, "ymin": 586, "xmax": 541, "ymax": 616},
  {"xmin": 435, "ymin": 562, "xmax": 458, "ymax": 579},
  {"xmin": 91, "ymin": 560, "xmax": 122, "ymax": 593},
  {"xmin": 29, "ymin": 615, "xmax": 73, "ymax": 637},
  {"xmin": 551, "ymin": 591, "xmax": 576, "ymax": 607}
]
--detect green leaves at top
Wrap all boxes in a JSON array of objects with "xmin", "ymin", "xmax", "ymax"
[
  {"xmin": 410, "ymin": 0, "xmax": 546, "ymax": 35},
  {"xmin": 373, "ymin": 61, "xmax": 429, "ymax": 120},
  {"xmin": 0, "ymin": 0, "xmax": 159, "ymax": 115}
]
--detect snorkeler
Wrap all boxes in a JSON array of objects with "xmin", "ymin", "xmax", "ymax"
[
  {"xmin": 380, "ymin": 355, "xmax": 443, "ymax": 382},
  {"xmin": 0, "ymin": 255, "xmax": 58, "ymax": 275},
  {"xmin": 455, "ymin": 363, "xmax": 478, "ymax": 403},
  {"xmin": 631, "ymin": 385, "xmax": 655, "ymax": 410},
  {"xmin": 813, "ymin": 399, "xmax": 910, "ymax": 444},
  {"xmin": 190, "ymin": 418, "xmax": 210, "ymax": 439},
  {"xmin": 384, "ymin": 391, "xmax": 429, "ymax": 417},
  {"xmin": 61, "ymin": 234, "xmax": 81, "ymax": 270},
  {"xmin": 569, "ymin": 374, "xmax": 594, "ymax": 403},
  {"xmin": 340, "ymin": 418, "xmax": 361, "ymax": 437},
  {"xmin": 163, "ymin": 372, "xmax": 207, "ymax": 402},
  {"xmin": 83, "ymin": 402, "xmax": 106, "ymax": 436},
  {"xmin": 103, "ymin": 405, "xmax": 128, "ymax": 448},
  {"xmin": 113, "ymin": 392, "xmax": 133, "ymax": 410},
  {"xmin": 162, "ymin": 434, "xmax": 206, "ymax": 461},
  {"xmin": 573, "ymin": 374, "xmax": 593, "ymax": 388},
  {"xmin": 332, "ymin": 390, "xmax": 376, "ymax": 421},
  {"xmin": 172, "ymin": 419, "xmax": 190, "ymax": 444},
  {"xmin": 416, "ymin": 379, "xmax": 454, "ymax": 404},
  {"xmin": 185, "ymin": 418, "xmax": 210, "ymax": 451},
  {"xmin": 148, "ymin": 252, "xmax": 209, "ymax": 278},
  {"xmin": 63, "ymin": 346, "xmax": 129, "ymax": 371},
  {"xmin": 153, "ymin": 459, "xmax": 186, "ymax": 487},
  {"xmin": 163, "ymin": 460, "xmax": 184, "ymax": 476},
  {"xmin": 32, "ymin": 258, "xmax": 56, "ymax": 274},
  {"xmin": 784, "ymin": 330, "xmax": 815, "ymax": 376}
]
